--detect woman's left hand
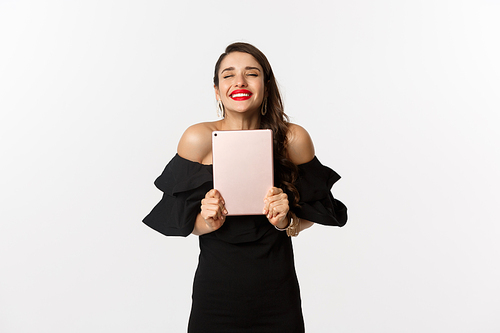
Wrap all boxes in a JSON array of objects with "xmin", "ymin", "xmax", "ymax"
[{"xmin": 263, "ymin": 187, "xmax": 289, "ymax": 229}]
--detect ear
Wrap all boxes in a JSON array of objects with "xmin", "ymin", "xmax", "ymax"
[{"xmin": 214, "ymin": 84, "xmax": 221, "ymax": 101}]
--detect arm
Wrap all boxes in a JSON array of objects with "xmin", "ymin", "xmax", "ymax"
[
  {"xmin": 263, "ymin": 124, "xmax": 317, "ymax": 233},
  {"xmin": 288, "ymin": 123, "xmax": 347, "ymax": 228},
  {"xmin": 288, "ymin": 124, "xmax": 317, "ymax": 231},
  {"xmin": 177, "ymin": 124, "xmax": 227, "ymax": 236}
]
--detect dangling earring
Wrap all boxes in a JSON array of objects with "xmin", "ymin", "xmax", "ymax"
[
  {"xmin": 217, "ymin": 100, "xmax": 225, "ymax": 118},
  {"xmin": 261, "ymin": 98, "xmax": 267, "ymax": 116}
]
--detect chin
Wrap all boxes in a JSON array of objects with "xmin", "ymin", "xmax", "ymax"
[{"xmin": 234, "ymin": 104, "xmax": 260, "ymax": 113}]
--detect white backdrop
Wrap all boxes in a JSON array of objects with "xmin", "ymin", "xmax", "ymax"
[{"xmin": 1, "ymin": 0, "xmax": 499, "ymax": 332}]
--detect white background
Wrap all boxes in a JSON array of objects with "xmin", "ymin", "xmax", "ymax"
[{"xmin": 1, "ymin": 0, "xmax": 499, "ymax": 332}]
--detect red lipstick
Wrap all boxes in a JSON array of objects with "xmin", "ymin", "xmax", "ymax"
[{"xmin": 230, "ymin": 89, "xmax": 252, "ymax": 101}]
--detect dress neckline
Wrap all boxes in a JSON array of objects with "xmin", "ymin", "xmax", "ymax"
[
  {"xmin": 175, "ymin": 153, "xmax": 317, "ymax": 167},
  {"xmin": 175, "ymin": 153, "xmax": 213, "ymax": 167}
]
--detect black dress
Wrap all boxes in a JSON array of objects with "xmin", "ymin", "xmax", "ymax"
[{"xmin": 143, "ymin": 154, "xmax": 347, "ymax": 332}]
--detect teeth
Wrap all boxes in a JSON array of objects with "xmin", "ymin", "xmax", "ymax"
[{"xmin": 231, "ymin": 93, "xmax": 251, "ymax": 97}]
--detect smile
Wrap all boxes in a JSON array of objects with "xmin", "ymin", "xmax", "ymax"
[{"xmin": 230, "ymin": 89, "xmax": 253, "ymax": 101}]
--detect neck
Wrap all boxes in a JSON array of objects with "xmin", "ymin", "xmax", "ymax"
[{"xmin": 220, "ymin": 112, "xmax": 261, "ymax": 130}]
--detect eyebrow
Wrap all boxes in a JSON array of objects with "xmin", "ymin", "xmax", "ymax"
[{"xmin": 220, "ymin": 66, "xmax": 261, "ymax": 74}]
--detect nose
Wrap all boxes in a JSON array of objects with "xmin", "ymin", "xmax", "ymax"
[{"xmin": 234, "ymin": 73, "xmax": 248, "ymax": 87}]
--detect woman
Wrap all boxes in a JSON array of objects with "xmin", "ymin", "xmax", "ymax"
[{"xmin": 143, "ymin": 42, "xmax": 347, "ymax": 332}]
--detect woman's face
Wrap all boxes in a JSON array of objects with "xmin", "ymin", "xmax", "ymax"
[{"xmin": 215, "ymin": 52, "xmax": 266, "ymax": 116}]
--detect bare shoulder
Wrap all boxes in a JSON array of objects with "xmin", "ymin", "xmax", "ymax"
[
  {"xmin": 286, "ymin": 123, "xmax": 315, "ymax": 165},
  {"xmin": 177, "ymin": 121, "xmax": 219, "ymax": 164}
]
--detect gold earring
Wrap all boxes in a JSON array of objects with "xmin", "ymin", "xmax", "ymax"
[
  {"xmin": 217, "ymin": 100, "xmax": 225, "ymax": 118},
  {"xmin": 261, "ymin": 98, "xmax": 267, "ymax": 116}
]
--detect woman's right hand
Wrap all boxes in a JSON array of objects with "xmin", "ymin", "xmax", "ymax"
[{"xmin": 200, "ymin": 189, "xmax": 227, "ymax": 232}]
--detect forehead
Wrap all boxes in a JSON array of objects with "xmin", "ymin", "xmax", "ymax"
[{"xmin": 219, "ymin": 52, "xmax": 262, "ymax": 72}]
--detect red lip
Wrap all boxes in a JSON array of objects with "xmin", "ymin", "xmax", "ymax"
[{"xmin": 230, "ymin": 89, "xmax": 253, "ymax": 101}]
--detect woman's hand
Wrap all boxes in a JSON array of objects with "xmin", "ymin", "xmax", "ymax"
[
  {"xmin": 200, "ymin": 189, "xmax": 227, "ymax": 232},
  {"xmin": 263, "ymin": 187, "xmax": 289, "ymax": 229}
]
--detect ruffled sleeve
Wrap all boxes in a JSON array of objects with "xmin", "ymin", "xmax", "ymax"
[
  {"xmin": 293, "ymin": 156, "xmax": 348, "ymax": 227},
  {"xmin": 142, "ymin": 154, "xmax": 213, "ymax": 237}
]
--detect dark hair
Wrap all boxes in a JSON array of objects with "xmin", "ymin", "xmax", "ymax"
[{"xmin": 214, "ymin": 42, "xmax": 300, "ymax": 209}]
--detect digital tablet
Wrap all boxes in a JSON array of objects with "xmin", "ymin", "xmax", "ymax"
[{"xmin": 212, "ymin": 129, "xmax": 274, "ymax": 216}]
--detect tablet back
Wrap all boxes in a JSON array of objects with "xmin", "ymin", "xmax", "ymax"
[{"xmin": 212, "ymin": 129, "xmax": 274, "ymax": 216}]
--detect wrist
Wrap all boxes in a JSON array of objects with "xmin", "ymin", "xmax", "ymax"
[
  {"xmin": 193, "ymin": 213, "xmax": 216, "ymax": 235},
  {"xmin": 274, "ymin": 212, "xmax": 300, "ymax": 237},
  {"xmin": 275, "ymin": 216, "xmax": 290, "ymax": 231}
]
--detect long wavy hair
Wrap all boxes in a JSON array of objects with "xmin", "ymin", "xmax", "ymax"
[{"xmin": 213, "ymin": 42, "xmax": 300, "ymax": 209}]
